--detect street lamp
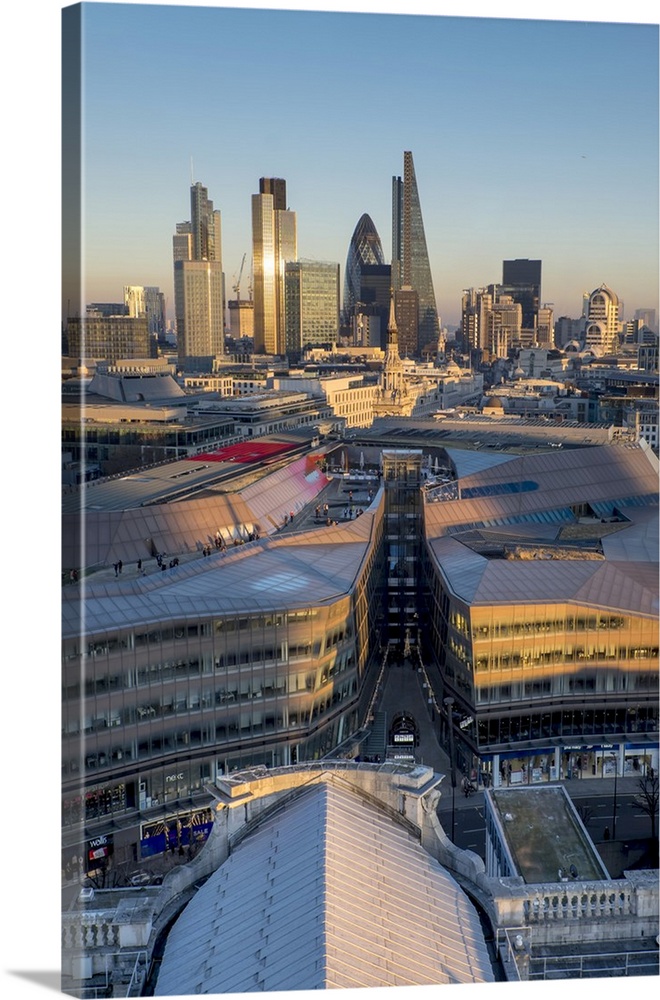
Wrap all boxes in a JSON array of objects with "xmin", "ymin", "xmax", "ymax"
[
  {"xmin": 444, "ymin": 697, "xmax": 457, "ymax": 842},
  {"xmin": 610, "ymin": 752, "xmax": 619, "ymax": 840}
]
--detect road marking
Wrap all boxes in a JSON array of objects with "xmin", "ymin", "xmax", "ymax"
[{"xmin": 465, "ymin": 827, "xmax": 485, "ymax": 834}]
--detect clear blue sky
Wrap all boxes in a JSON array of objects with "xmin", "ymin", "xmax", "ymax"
[{"xmin": 70, "ymin": 1, "xmax": 659, "ymax": 327}]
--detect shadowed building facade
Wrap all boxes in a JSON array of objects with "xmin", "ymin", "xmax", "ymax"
[
  {"xmin": 343, "ymin": 213, "xmax": 386, "ymax": 324},
  {"xmin": 392, "ymin": 151, "xmax": 440, "ymax": 355}
]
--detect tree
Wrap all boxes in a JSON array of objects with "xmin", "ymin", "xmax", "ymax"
[{"xmin": 632, "ymin": 772, "xmax": 659, "ymax": 840}]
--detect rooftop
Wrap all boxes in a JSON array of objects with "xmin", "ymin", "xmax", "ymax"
[
  {"xmin": 488, "ymin": 785, "xmax": 610, "ymax": 883},
  {"xmin": 155, "ymin": 780, "xmax": 495, "ymax": 993}
]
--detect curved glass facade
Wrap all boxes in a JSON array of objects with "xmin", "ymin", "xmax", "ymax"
[{"xmin": 343, "ymin": 213, "xmax": 385, "ymax": 321}]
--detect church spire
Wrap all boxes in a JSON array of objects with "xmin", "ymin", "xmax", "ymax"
[{"xmin": 387, "ymin": 288, "xmax": 398, "ymax": 341}]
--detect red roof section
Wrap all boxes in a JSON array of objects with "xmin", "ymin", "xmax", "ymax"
[{"xmin": 191, "ymin": 441, "xmax": 295, "ymax": 464}]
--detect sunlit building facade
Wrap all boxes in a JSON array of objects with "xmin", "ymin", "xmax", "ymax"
[
  {"xmin": 174, "ymin": 259, "xmax": 225, "ymax": 366},
  {"xmin": 252, "ymin": 177, "xmax": 297, "ymax": 355},
  {"xmin": 61, "ymin": 438, "xmax": 658, "ymax": 873},
  {"xmin": 421, "ymin": 444, "xmax": 659, "ymax": 785},
  {"xmin": 62, "ymin": 474, "xmax": 387, "ymax": 868},
  {"xmin": 584, "ymin": 284, "xmax": 621, "ymax": 356},
  {"xmin": 284, "ymin": 259, "xmax": 340, "ymax": 354}
]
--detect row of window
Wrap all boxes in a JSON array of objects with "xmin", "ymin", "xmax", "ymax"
[
  {"xmin": 63, "ymin": 647, "xmax": 356, "ymax": 706},
  {"xmin": 453, "ymin": 612, "xmax": 633, "ymax": 640},
  {"xmin": 64, "ymin": 676, "xmax": 359, "ymax": 776},
  {"xmin": 474, "ymin": 705, "xmax": 657, "ymax": 748},
  {"xmin": 475, "ymin": 669, "xmax": 659, "ymax": 703}
]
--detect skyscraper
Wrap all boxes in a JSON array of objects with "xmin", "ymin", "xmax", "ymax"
[
  {"xmin": 501, "ymin": 259, "xmax": 542, "ymax": 330},
  {"xmin": 284, "ymin": 260, "xmax": 340, "ymax": 355},
  {"xmin": 190, "ymin": 181, "xmax": 222, "ymax": 263},
  {"xmin": 173, "ymin": 181, "xmax": 225, "ymax": 368},
  {"xmin": 174, "ymin": 260, "xmax": 225, "ymax": 366},
  {"xmin": 392, "ymin": 151, "xmax": 440, "ymax": 354},
  {"xmin": 343, "ymin": 214, "xmax": 385, "ymax": 322},
  {"xmin": 252, "ymin": 177, "xmax": 297, "ymax": 355}
]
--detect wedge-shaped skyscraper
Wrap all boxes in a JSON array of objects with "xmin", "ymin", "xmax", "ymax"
[{"xmin": 392, "ymin": 151, "xmax": 440, "ymax": 353}]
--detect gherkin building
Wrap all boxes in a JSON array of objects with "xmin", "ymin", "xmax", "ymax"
[{"xmin": 343, "ymin": 213, "xmax": 385, "ymax": 322}]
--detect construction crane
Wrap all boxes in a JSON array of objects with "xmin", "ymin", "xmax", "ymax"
[{"xmin": 233, "ymin": 253, "xmax": 246, "ymax": 301}]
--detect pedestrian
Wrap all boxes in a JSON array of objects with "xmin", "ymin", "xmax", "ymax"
[
  {"xmin": 113, "ymin": 562, "xmax": 118, "ymax": 577},
  {"xmin": 118, "ymin": 560, "xmax": 123, "ymax": 574},
  {"xmin": 137, "ymin": 558, "xmax": 142, "ymax": 571}
]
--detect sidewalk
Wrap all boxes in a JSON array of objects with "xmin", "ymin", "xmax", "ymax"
[{"xmin": 374, "ymin": 659, "xmax": 651, "ymax": 812}]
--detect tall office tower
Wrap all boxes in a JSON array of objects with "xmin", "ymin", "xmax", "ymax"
[
  {"xmin": 173, "ymin": 221, "xmax": 193, "ymax": 262},
  {"xmin": 584, "ymin": 284, "xmax": 621, "ymax": 355},
  {"xmin": 144, "ymin": 286, "xmax": 166, "ymax": 339},
  {"xmin": 486, "ymin": 296, "xmax": 521, "ymax": 359},
  {"xmin": 284, "ymin": 260, "xmax": 340, "ymax": 355},
  {"xmin": 191, "ymin": 181, "xmax": 222, "ymax": 263},
  {"xmin": 394, "ymin": 287, "xmax": 419, "ymax": 357},
  {"xmin": 173, "ymin": 182, "xmax": 225, "ymax": 367},
  {"xmin": 343, "ymin": 214, "xmax": 385, "ymax": 322},
  {"xmin": 391, "ymin": 151, "xmax": 440, "ymax": 354},
  {"xmin": 174, "ymin": 260, "xmax": 224, "ymax": 367},
  {"xmin": 461, "ymin": 287, "xmax": 493, "ymax": 354},
  {"xmin": 501, "ymin": 259, "xmax": 542, "ymax": 330},
  {"xmin": 259, "ymin": 176, "xmax": 287, "ymax": 210},
  {"xmin": 252, "ymin": 178, "xmax": 297, "ymax": 355},
  {"xmin": 124, "ymin": 285, "xmax": 146, "ymax": 318},
  {"xmin": 359, "ymin": 263, "xmax": 391, "ymax": 349},
  {"xmin": 536, "ymin": 305, "xmax": 554, "ymax": 347}
]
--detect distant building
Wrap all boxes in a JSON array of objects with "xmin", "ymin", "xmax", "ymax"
[
  {"xmin": 124, "ymin": 285, "xmax": 145, "ymax": 318},
  {"xmin": 228, "ymin": 299, "xmax": 255, "ymax": 339},
  {"xmin": 554, "ymin": 315, "xmax": 585, "ymax": 349},
  {"xmin": 638, "ymin": 337, "xmax": 658, "ymax": 374},
  {"xmin": 392, "ymin": 151, "xmax": 440, "ymax": 354},
  {"xmin": 173, "ymin": 181, "xmax": 225, "ymax": 369},
  {"xmin": 284, "ymin": 259, "xmax": 340, "ymax": 355},
  {"xmin": 67, "ymin": 314, "xmax": 154, "ymax": 364},
  {"xmin": 343, "ymin": 214, "xmax": 385, "ymax": 323},
  {"xmin": 584, "ymin": 284, "xmax": 621, "ymax": 355},
  {"xmin": 174, "ymin": 259, "xmax": 225, "ymax": 369},
  {"xmin": 501, "ymin": 258, "xmax": 542, "ymax": 330},
  {"xmin": 394, "ymin": 286, "xmax": 419, "ymax": 357},
  {"xmin": 190, "ymin": 180, "xmax": 222, "ymax": 264},
  {"xmin": 535, "ymin": 305, "xmax": 554, "ymax": 347},
  {"xmin": 634, "ymin": 307, "xmax": 656, "ymax": 332},
  {"xmin": 351, "ymin": 305, "xmax": 381, "ymax": 348},
  {"xmin": 252, "ymin": 177, "xmax": 297, "ymax": 355},
  {"xmin": 461, "ymin": 287, "xmax": 493, "ymax": 355},
  {"xmin": 359, "ymin": 263, "xmax": 392, "ymax": 348},
  {"xmin": 486, "ymin": 295, "xmax": 522, "ymax": 359},
  {"xmin": 172, "ymin": 220, "xmax": 193, "ymax": 262}
]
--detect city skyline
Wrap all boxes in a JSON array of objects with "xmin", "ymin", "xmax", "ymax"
[{"xmin": 65, "ymin": 2, "xmax": 659, "ymax": 330}]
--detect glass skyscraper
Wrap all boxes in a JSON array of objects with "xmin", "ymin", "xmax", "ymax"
[
  {"xmin": 343, "ymin": 213, "xmax": 385, "ymax": 323},
  {"xmin": 285, "ymin": 259, "xmax": 340, "ymax": 355},
  {"xmin": 392, "ymin": 151, "xmax": 440, "ymax": 354},
  {"xmin": 252, "ymin": 177, "xmax": 297, "ymax": 355}
]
